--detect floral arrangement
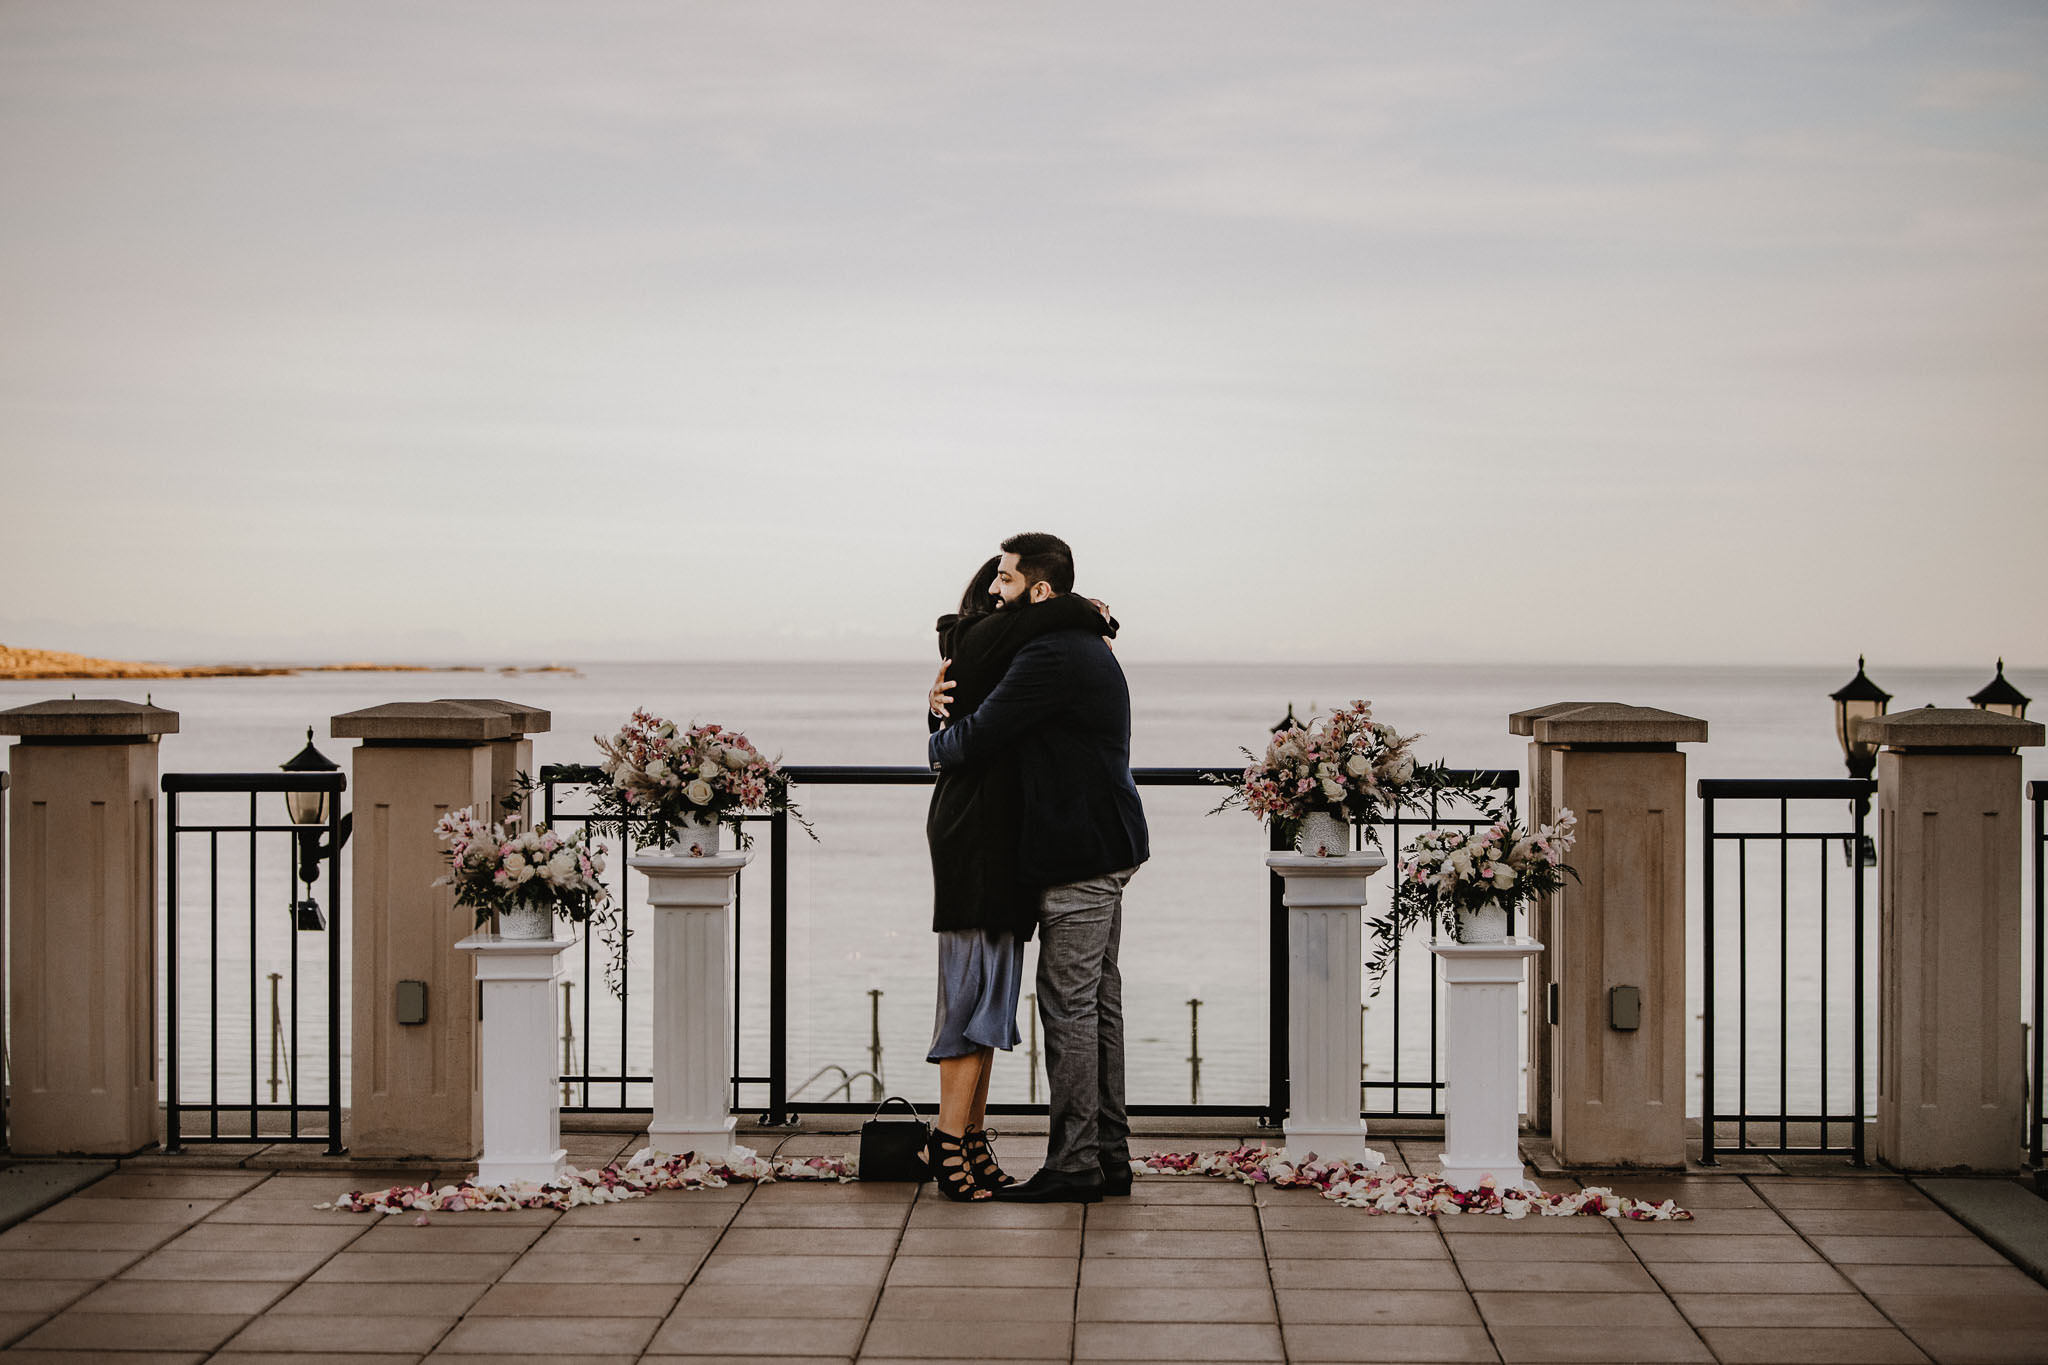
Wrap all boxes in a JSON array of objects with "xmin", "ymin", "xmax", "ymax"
[
  {"xmin": 433, "ymin": 808, "xmax": 610, "ymax": 930},
  {"xmin": 1368, "ymin": 810, "xmax": 1578, "ymax": 981},
  {"xmin": 1210, "ymin": 700, "xmax": 1462, "ymax": 842},
  {"xmin": 590, "ymin": 709, "xmax": 809, "ymax": 851}
]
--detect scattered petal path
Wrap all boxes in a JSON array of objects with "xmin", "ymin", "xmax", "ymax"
[
  {"xmin": 321, "ymin": 1142, "xmax": 1688, "ymax": 1221},
  {"xmin": 1136, "ymin": 1145, "xmax": 1692, "ymax": 1220}
]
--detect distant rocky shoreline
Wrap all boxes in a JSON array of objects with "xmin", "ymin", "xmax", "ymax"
[{"xmin": 0, "ymin": 645, "xmax": 576, "ymax": 681}]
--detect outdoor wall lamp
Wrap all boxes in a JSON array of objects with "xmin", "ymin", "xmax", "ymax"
[
  {"xmin": 1830, "ymin": 656, "xmax": 1891, "ymax": 782},
  {"xmin": 281, "ymin": 727, "xmax": 350, "ymax": 931},
  {"xmin": 1969, "ymin": 659, "xmax": 2030, "ymax": 719}
]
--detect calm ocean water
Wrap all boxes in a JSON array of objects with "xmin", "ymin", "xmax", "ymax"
[{"xmin": 5, "ymin": 659, "xmax": 2040, "ymax": 1123}]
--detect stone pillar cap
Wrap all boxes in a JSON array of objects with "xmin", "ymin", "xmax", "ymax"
[
  {"xmin": 434, "ymin": 698, "xmax": 551, "ymax": 734},
  {"xmin": 1856, "ymin": 706, "xmax": 2044, "ymax": 751},
  {"xmin": 331, "ymin": 700, "xmax": 516, "ymax": 742},
  {"xmin": 1526, "ymin": 702, "xmax": 1708, "ymax": 746},
  {"xmin": 0, "ymin": 698, "xmax": 180, "ymax": 738},
  {"xmin": 1508, "ymin": 702, "xmax": 1621, "ymax": 737}
]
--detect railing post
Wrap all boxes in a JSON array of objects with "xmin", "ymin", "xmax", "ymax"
[
  {"xmin": 1699, "ymin": 790, "xmax": 1716, "ymax": 1166},
  {"xmin": 330, "ymin": 699, "xmax": 549, "ymax": 1160},
  {"xmin": 2032, "ymin": 781, "xmax": 2045, "ymax": 1170},
  {"xmin": 1862, "ymin": 708, "xmax": 2043, "ymax": 1171},
  {"xmin": 1519, "ymin": 702, "xmax": 1706, "ymax": 1169},
  {"xmin": 769, "ymin": 807, "xmax": 789, "ymax": 1126},
  {"xmin": 1266, "ymin": 822, "xmax": 1289, "ymax": 1128},
  {"xmin": 0, "ymin": 699, "xmax": 178, "ymax": 1154}
]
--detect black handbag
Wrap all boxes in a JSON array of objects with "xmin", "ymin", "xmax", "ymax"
[{"xmin": 858, "ymin": 1096, "xmax": 931, "ymax": 1181}]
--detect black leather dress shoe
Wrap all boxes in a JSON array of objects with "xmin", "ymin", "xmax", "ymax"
[
  {"xmin": 993, "ymin": 1167, "xmax": 1104, "ymax": 1203},
  {"xmin": 1100, "ymin": 1165, "xmax": 1134, "ymax": 1197}
]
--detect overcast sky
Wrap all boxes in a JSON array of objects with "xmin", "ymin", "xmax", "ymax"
[{"xmin": 2, "ymin": 1, "xmax": 2043, "ymax": 665}]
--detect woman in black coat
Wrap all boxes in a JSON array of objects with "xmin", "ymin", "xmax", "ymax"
[{"xmin": 921, "ymin": 557, "xmax": 1111, "ymax": 1200}]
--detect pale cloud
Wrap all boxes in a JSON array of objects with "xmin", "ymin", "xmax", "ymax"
[{"xmin": 1915, "ymin": 66, "xmax": 2040, "ymax": 109}]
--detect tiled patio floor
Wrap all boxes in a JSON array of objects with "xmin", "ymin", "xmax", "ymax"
[{"xmin": 2, "ymin": 1132, "xmax": 2045, "ymax": 1364}]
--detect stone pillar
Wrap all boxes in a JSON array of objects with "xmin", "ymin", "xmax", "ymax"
[
  {"xmin": 1435, "ymin": 938, "xmax": 1544, "ymax": 1191},
  {"xmin": 332, "ymin": 700, "xmax": 550, "ymax": 1160},
  {"xmin": 1507, "ymin": 702, "xmax": 1616, "ymax": 1135},
  {"xmin": 1265, "ymin": 849, "xmax": 1388, "ymax": 1164},
  {"xmin": 1863, "ymin": 708, "xmax": 2042, "ymax": 1172},
  {"xmin": 437, "ymin": 699, "xmax": 548, "ymax": 826},
  {"xmin": 456, "ymin": 930, "xmax": 574, "ymax": 1187},
  {"xmin": 1526, "ymin": 703, "xmax": 1706, "ymax": 1168},
  {"xmin": 632, "ymin": 850, "xmax": 752, "ymax": 1161},
  {"xmin": 0, "ymin": 699, "xmax": 178, "ymax": 1154}
]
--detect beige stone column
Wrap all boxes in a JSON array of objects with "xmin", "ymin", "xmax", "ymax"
[
  {"xmin": 332, "ymin": 700, "xmax": 550, "ymax": 1160},
  {"xmin": 1863, "ymin": 708, "xmax": 2042, "ymax": 1172},
  {"xmin": 1507, "ymin": 701, "xmax": 1616, "ymax": 1135},
  {"xmin": 1, "ymin": 699, "xmax": 178, "ymax": 1154},
  {"xmin": 1527, "ymin": 703, "xmax": 1706, "ymax": 1168}
]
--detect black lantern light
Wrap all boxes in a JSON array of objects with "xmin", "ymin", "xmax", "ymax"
[
  {"xmin": 1968, "ymin": 658, "xmax": 2030, "ymax": 719},
  {"xmin": 280, "ymin": 727, "xmax": 348, "ymax": 930},
  {"xmin": 1830, "ymin": 656, "xmax": 1891, "ymax": 782},
  {"xmin": 1272, "ymin": 702, "xmax": 1302, "ymax": 734},
  {"xmin": 281, "ymin": 727, "xmax": 337, "ymax": 826}
]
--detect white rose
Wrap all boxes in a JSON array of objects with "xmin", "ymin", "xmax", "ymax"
[
  {"xmin": 547, "ymin": 851, "xmax": 576, "ymax": 881},
  {"xmin": 1344, "ymin": 754, "xmax": 1369, "ymax": 778},
  {"xmin": 645, "ymin": 758, "xmax": 668, "ymax": 780},
  {"xmin": 1319, "ymin": 778, "xmax": 1345, "ymax": 804},
  {"xmin": 685, "ymin": 779, "xmax": 714, "ymax": 806},
  {"xmin": 723, "ymin": 748, "xmax": 749, "ymax": 770},
  {"xmin": 1386, "ymin": 755, "xmax": 1416, "ymax": 784},
  {"xmin": 501, "ymin": 853, "xmax": 523, "ymax": 873},
  {"xmin": 514, "ymin": 863, "xmax": 535, "ymax": 883},
  {"xmin": 1492, "ymin": 866, "xmax": 1517, "ymax": 889},
  {"xmin": 698, "ymin": 760, "xmax": 721, "ymax": 781}
]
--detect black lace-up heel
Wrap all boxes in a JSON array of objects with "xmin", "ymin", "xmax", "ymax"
[
  {"xmin": 927, "ymin": 1129, "xmax": 991, "ymax": 1202},
  {"xmin": 965, "ymin": 1125, "xmax": 1017, "ymax": 1189}
]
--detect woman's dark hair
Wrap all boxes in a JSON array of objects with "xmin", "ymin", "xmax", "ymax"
[
  {"xmin": 1000, "ymin": 531, "xmax": 1075, "ymax": 596},
  {"xmin": 958, "ymin": 555, "xmax": 1002, "ymax": 617}
]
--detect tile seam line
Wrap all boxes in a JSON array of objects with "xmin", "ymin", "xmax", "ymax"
[
  {"xmin": 1423, "ymin": 1179, "xmax": 1505, "ymax": 1365},
  {"xmin": 1743, "ymin": 1171, "xmax": 1934, "ymax": 1364},
  {"xmin": 847, "ymin": 1169, "xmax": 916, "ymax": 1362},
  {"xmin": 1249, "ymin": 1164, "xmax": 1290, "ymax": 1365}
]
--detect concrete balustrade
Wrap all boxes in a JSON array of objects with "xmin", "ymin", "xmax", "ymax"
[
  {"xmin": 1506, "ymin": 701, "xmax": 1616, "ymax": 1135},
  {"xmin": 1515, "ymin": 702, "xmax": 1706, "ymax": 1168},
  {"xmin": 0, "ymin": 699, "xmax": 178, "ymax": 1154},
  {"xmin": 330, "ymin": 698, "xmax": 549, "ymax": 1160},
  {"xmin": 1862, "ymin": 707, "xmax": 2043, "ymax": 1171}
]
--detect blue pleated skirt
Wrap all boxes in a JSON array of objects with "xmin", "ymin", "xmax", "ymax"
[{"xmin": 926, "ymin": 930, "xmax": 1025, "ymax": 1061}]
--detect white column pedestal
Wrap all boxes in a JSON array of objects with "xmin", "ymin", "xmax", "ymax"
[
  {"xmin": 455, "ymin": 932, "xmax": 575, "ymax": 1187},
  {"xmin": 630, "ymin": 850, "xmax": 751, "ymax": 1162},
  {"xmin": 1265, "ymin": 850, "xmax": 1388, "ymax": 1164},
  {"xmin": 1432, "ymin": 937, "xmax": 1543, "ymax": 1192}
]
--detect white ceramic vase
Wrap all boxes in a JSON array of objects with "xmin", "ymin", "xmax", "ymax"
[
  {"xmin": 670, "ymin": 812, "xmax": 722, "ymax": 858},
  {"xmin": 498, "ymin": 903, "xmax": 551, "ymax": 939},
  {"xmin": 1454, "ymin": 903, "xmax": 1510, "ymax": 943},
  {"xmin": 1294, "ymin": 809, "xmax": 1351, "ymax": 858}
]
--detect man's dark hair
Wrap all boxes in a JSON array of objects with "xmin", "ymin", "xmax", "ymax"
[{"xmin": 1001, "ymin": 532, "xmax": 1075, "ymax": 596}]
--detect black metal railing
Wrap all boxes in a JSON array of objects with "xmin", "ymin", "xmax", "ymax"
[
  {"xmin": 162, "ymin": 772, "xmax": 346, "ymax": 1153},
  {"xmin": 537, "ymin": 763, "xmax": 1515, "ymax": 1126},
  {"xmin": 2031, "ymin": 779, "xmax": 2045, "ymax": 1168},
  {"xmin": 1698, "ymin": 777, "xmax": 1876, "ymax": 1165}
]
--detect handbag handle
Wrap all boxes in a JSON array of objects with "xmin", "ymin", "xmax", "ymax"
[{"xmin": 868, "ymin": 1095, "xmax": 925, "ymax": 1123}]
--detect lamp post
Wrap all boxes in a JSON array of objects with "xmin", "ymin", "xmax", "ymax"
[
  {"xmin": 1969, "ymin": 659, "xmax": 2031, "ymax": 719},
  {"xmin": 280, "ymin": 727, "xmax": 348, "ymax": 931},
  {"xmin": 1830, "ymin": 656, "xmax": 1891, "ymax": 782}
]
